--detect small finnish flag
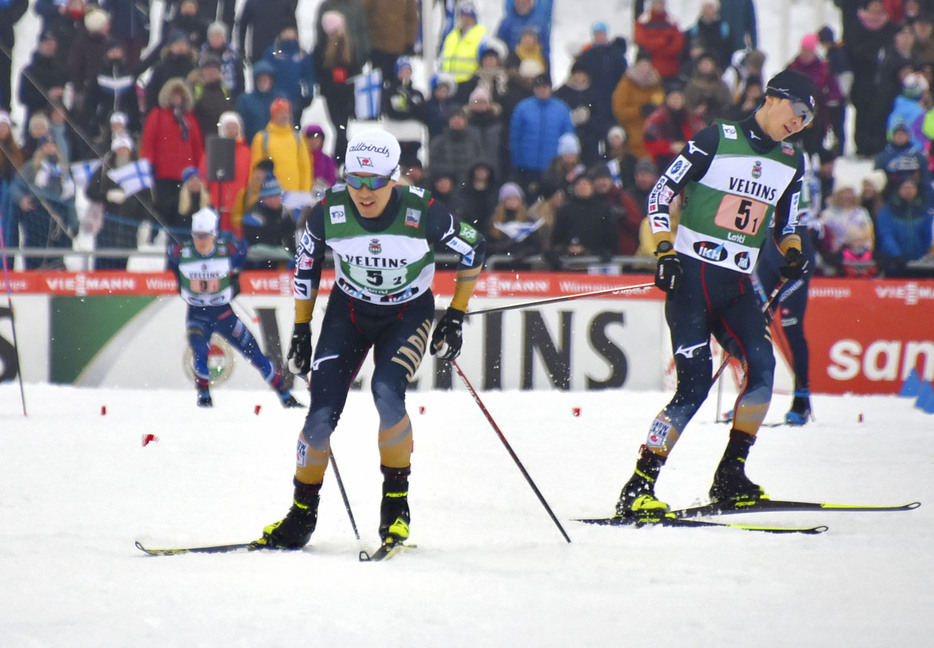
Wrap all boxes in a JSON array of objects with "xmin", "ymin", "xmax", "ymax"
[
  {"xmin": 107, "ymin": 159, "xmax": 153, "ymax": 196},
  {"xmin": 354, "ymin": 69, "xmax": 383, "ymax": 120},
  {"xmin": 70, "ymin": 159, "xmax": 102, "ymax": 189}
]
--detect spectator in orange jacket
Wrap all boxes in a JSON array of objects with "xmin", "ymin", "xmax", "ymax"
[{"xmin": 611, "ymin": 54, "xmax": 665, "ymax": 159}]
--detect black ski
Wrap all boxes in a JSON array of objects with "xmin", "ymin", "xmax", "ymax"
[
  {"xmin": 575, "ymin": 515, "xmax": 827, "ymax": 534},
  {"xmin": 135, "ymin": 540, "xmax": 288, "ymax": 556},
  {"xmin": 359, "ymin": 540, "xmax": 416, "ymax": 562},
  {"xmin": 670, "ymin": 499, "xmax": 921, "ymax": 519}
]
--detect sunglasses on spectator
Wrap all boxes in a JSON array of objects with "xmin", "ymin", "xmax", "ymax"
[
  {"xmin": 345, "ymin": 174, "xmax": 393, "ymax": 190},
  {"xmin": 768, "ymin": 88, "xmax": 815, "ymax": 127}
]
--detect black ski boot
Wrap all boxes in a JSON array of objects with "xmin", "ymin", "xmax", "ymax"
[
  {"xmin": 378, "ymin": 465, "xmax": 411, "ymax": 543},
  {"xmin": 258, "ymin": 479, "xmax": 321, "ymax": 549},
  {"xmin": 709, "ymin": 430, "xmax": 767, "ymax": 503},
  {"xmin": 785, "ymin": 389, "xmax": 811, "ymax": 426},
  {"xmin": 615, "ymin": 446, "xmax": 669, "ymax": 517}
]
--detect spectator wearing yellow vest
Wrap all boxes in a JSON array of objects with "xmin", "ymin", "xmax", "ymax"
[{"xmin": 440, "ymin": 2, "xmax": 488, "ymax": 84}]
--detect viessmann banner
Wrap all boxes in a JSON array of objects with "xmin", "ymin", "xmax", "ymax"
[{"xmin": 1, "ymin": 272, "xmax": 931, "ymax": 394}]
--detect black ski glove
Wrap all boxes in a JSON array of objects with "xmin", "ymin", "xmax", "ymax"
[
  {"xmin": 779, "ymin": 247, "xmax": 806, "ymax": 280},
  {"xmin": 654, "ymin": 241, "xmax": 682, "ymax": 293},
  {"xmin": 287, "ymin": 322, "xmax": 312, "ymax": 375},
  {"xmin": 430, "ymin": 307, "xmax": 465, "ymax": 361},
  {"xmin": 230, "ymin": 271, "xmax": 241, "ymax": 297}
]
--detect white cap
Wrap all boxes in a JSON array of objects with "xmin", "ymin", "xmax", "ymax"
[
  {"xmin": 191, "ymin": 207, "xmax": 219, "ymax": 234},
  {"xmin": 344, "ymin": 129, "xmax": 401, "ymax": 180},
  {"xmin": 110, "ymin": 112, "xmax": 128, "ymax": 126},
  {"xmin": 217, "ymin": 111, "xmax": 242, "ymax": 136}
]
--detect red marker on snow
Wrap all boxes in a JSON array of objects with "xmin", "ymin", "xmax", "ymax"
[
  {"xmin": 101, "ymin": 405, "xmax": 107, "ymax": 415},
  {"xmin": 572, "ymin": 407, "xmax": 581, "ymax": 417},
  {"xmin": 254, "ymin": 405, "xmax": 262, "ymax": 415},
  {"xmin": 418, "ymin": 406, "xmax": 425, "ymax": 414},
  {"xmin": 142, "ymin": 434, "xmax": 158, "ymax": 447}
]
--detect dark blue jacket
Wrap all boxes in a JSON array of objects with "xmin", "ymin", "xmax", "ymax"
[{"xmin": 876, "ymin": 192, "xmax": 934, "ymax": 261}]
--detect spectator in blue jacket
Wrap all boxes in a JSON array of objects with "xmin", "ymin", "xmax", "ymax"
[
  {"xmin": 874, "ymin": 120, "xmax": 932, "ymax": 200},
  {"xmin": 876, "ymin": 177, "xmax": 934, "ymax": 276},
  {"xmin": 261, "ymin": 24, "xmax": 316, "ymax": 126},
  {"xmin": 236, "ymin": 60, "xmax": 288, "ymax": 143},
  {"xmin": 497, "ymin": 0, "xmax": 552, "ymax": 68},
  {"xmin": 508, "ymin": 72, "xmax": 574, "ymax": 198}
]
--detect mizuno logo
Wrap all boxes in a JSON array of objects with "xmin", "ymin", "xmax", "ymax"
[
  {"xmin": 312, "ymin": 354, "xmax": 339, "ymax": 371},
  {"xmin": 675, "ymin": 342, "xmax": 706, "ymax": 359}
]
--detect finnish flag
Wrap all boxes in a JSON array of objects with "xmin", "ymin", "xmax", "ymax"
[
  {"xmin": 353, "ymin": 69, "xmax": 382, "ymax": 120},
  {"xmin": 107, "ymin": 159, "xmax": 153, "ymax": 196},
  {"xmin": 70, "ymin": 159, "xmax": 102, "ymax": 189}
]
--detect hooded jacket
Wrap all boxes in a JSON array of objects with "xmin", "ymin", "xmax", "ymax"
[
  {"xmin": 236, "ymin": 61, "xmax": 289, "ymax": 143},
  {"xmin": 140, "ymin": 78, "xmax": 205, "ymax": 180}
]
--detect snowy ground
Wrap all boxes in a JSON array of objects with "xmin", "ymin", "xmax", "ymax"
[{"xmin": 1, "ymin": 383, "xmax": 931, "ymax": 647}]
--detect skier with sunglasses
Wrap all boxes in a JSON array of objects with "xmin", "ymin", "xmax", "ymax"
[{"xmin": 256, "ymin": 128, "xmax": 486, "ymax": 552}]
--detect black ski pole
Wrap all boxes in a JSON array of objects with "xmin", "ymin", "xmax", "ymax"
[
  {"xmin": 451, "ymin": 359, "xmax": 571, "ymax": 543},
  {"xmin": 465, "ymin": 282, "xmax": 654, "ymax": 318},
  {"xmin": 328, "ymin": 447, "xmax": 360, "ymax": 540},
  {"xmin": 0, "ymin": 206, "xmax": 26, "ymax": 416}
]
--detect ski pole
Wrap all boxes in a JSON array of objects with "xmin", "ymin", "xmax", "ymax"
[
  {"xmin": 451, "ymin": 359, "xmax": 571, "ymax": 543},
  {"xmin": 0, "ymin": 206, "xmax": 26, "ymax": 416},
  {"xmin": 465, "ymin": 282, "xmax": 654, "ymax": 318},
  {"xmin": 328, "ymin": 447, "xmax": 360, "ymax": 541}
]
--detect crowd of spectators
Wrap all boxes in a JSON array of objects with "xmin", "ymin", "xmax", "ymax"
[{"xmin": 0, "ymin": 0, "xmax": 932, "ymax": 276}]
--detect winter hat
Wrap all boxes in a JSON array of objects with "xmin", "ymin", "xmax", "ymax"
[
  {"xmin": 902, "ymin": 72, "xmax": 929, "ymax": 98},
  {"xmin": 110, "ymin": 111, "xmax": 128, "ymax": 127},
  {"xmin": 459, "ymin": 1, "xmax": 478, "ymax": 19},
  {"xmin": 0, "ymin": 110, "xmax": 12, "ymax": 127},
  {"xmin": 607, "ymin": 125, "xmax": 627, "ymax": 142},
  {"xmin": 111, "ymin": 133, "xmax": 134, "ymax": 152},
  {"xmin": 321, "ymin": 11, "xmax": 346, "ymax": 35},
  {"xmin": 588, "ymin": 163, "xmax": 613, "ymax": 180},
  {"xmin": 800, "ymin": 33, "xmax": 819, "ymax": 52},
  {"xmin": 303, "ymin": 123, "xmax": 325, "ymax": 138},
  {"xmin": 817, "ymin": 25, "xmax": 835, "ymax": 44},
  {"xmin": 191, "ymin": 207, "xmax": 219, "ymax": 235},
  {"xmin": 592, "ymin": 21, "xmax": 608, "ymax": 35},
  {"xmin": 258, "ymin": 173, "xmax": 282, "ymax": 198},
  {"xmin": 270, "ymin": 97, "xmax": 291, "ymax": 118},
  {"xmin": 468, "ymin": 86, "xmax": 491, "ymax": 105},
  {"xmin": 199, "ymin": 53, "xmax": 222, "ymax": 69},
  {"xmin": 532, "ymin": 73, "xmax": 552, "ymax": 88},
  {"xmin": 431, "ymin": 72, "xmax": 457, "ymax": 95},
  {"xmin": 395, "ymin": 56, "xmax": 413, "ymax": 76},
  {"xmin": 167, "ymin": 29, "xmax": 189, "ymax": 46},
  {"xmin": 765, "ymin": 69, "xmax": 818, "ymax": 116},
  {"xmin": 498, "ymin": 182, "xmax": 524, "ymax": 202},
  {"xmin": 635, "ymin": 157, "xmax": 657, "ymax": 176},
  {"xmin": 207, "ymin": 21, "xmax": 228, "ymax": 40},
  {"xmin": 217, "ymin": 111, "xmax": 242, "ymax": 136},
  {"xmin": 84, "ymin": 8, "xmax": 110, "ymax": 34},
  {"xmin": 181, "ymin": 166, "xmax": 201, "ymax": 184},
  {"xmin": 345, "ymin": 128, "xmax": 402, "ymax": 180},
  {"xmin": 557, "ymin": 132, "xmax": 581, "ymax": 156}
]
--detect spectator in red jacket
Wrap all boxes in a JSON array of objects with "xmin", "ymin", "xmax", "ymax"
[
  {"xmin": 634, "ymin": 0, "xmax": 685, "ymax": 81},
  {"xmin": 140, "ymin": 77, "xmax": 205, "ymax": 232}
]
